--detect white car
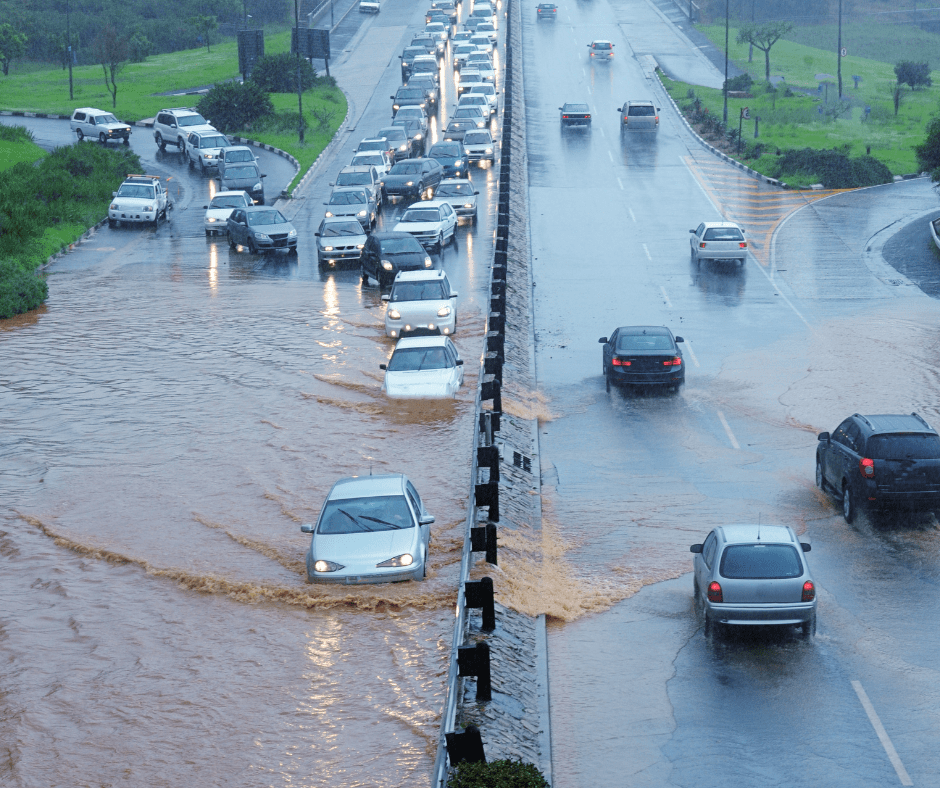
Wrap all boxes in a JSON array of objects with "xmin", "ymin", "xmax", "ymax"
[
  {"xmin": 70, "ymin": 107, "xmax": 131, "ymax": 145},
  {"xmin": 458, "ymin": 93, "xmax": 493, "ymax": 117},
  {"xmin": 462, "ymin": 129, "xmax": 495, "ymax": 163},
  {"xmin": 452, "ymin": 29, "xmax": 474, "ymax": 44},
  {"xmin": 350, "ymin": 150, "xmax": 393, "ymax": 179},
  {"xmin": 185, "ymin": 130, "xmax": 232, "ymax": 173},
  {"xmin": 470, "ymin": 34, "xmax": 493, "ymax": 54},
  {"xmin": 382, "ymin": 269, "xmax": 458, "ymax": 338},
  {"xmin": 392, "ymin": 106, "xmax": 429, "ymax": 135},
  {"xmin": 475, "ymin": 22, "xmax": 498, "ymax": 45},
  {"xmin": 434, "ymin": 177, "xmax": 479, "ymax": 222},
  {"xmin": 108, "ymin": 174, "xmax": 170, "ymax": 228},
  {"xmin": 451, "ymin": 105, "xmax": 488, "ymax": 129},
  {"xmin": 315, "ymin": 216, "xmax": 367, "ymax": 268},
  {"xmin": 453, "ymin": 43, "xmax": 477, "ymax": 70},
  {"xmin": 425, "ymin": 22, "xmax": 450, "ymax": 44},
  {"xmin": 689, "ymin": 221, "xmax": 748, "ymax": 265},
  {"xmin": 393, "ymin": 199, "xmax": 458, "ymax": 251},
  {"xmin": 380, "ymin": 336, "xmax": 464, "ymax": 398},
  {"xmin": 467, "ymin": 83, "xmax": 498, "ymax": 114},
  {"xmin": 457, "ymin": 69, "xmax": 482, "ymax": 93},
  {"xmin": 465, "ymin": 52, "xmax": 495, "ymax": 82},
  {"xmin": 203, "ymin": 190, "xmax": 252, "ymax": 236},
  {"xmin": 588, "ymin": 40, "xmax": 615, "ymax": 60}
]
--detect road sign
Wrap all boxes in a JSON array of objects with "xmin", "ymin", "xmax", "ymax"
[
  {"xmin": 237, "ymin": 29, "xmax": 264, "ymax": 79},
  {"xmin": 292, "ymin": 27, "xmax": 330, "ymax": 60},
  {"xmin": 840, "ymin": 47, "xmax": 847, "ymax": 57},
  {"xmin": 740, "ymin": 107, "xmax": 750, "ymax": 119}
]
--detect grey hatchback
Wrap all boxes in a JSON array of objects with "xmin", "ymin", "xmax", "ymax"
[
  {"xmin": 226, "ymin": 206, "xmax": 297, "ymax": 254},
  {"xmin": 218, "ymin": 162, "xmax": 265, "ymax": 205},
  {"xmin": 691, "ymin": 525, "xmax": 817, "ymax": 638}
]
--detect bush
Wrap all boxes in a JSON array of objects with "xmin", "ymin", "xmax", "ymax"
[
  {"xmin": 250, "ymin": 53, "xmax": 320, "ymax": 94},
  {"xmin": 0, "ymin": 262, "xmax": 48, "ymax": 319},
  {"xmin": 446, "ymin": 759, "xmax": 550, "ymax": 788},
  {"xmin": 915, "ymin": 116, "xmax": 940, "ymax": 178},
  {"xmin": 0, "ymin": 124, "xmax": 34, "ymax": 143},
  {"xmin": 196, "ymin": 81, "xmax": 274, "ymax": 134},
  {"xmin": 771, "ymin": 147, "xmax": 894, "ymax": 188},
  {"xmin": 723, "ymin": 73, "xmax": 753, "ymax": 94}
]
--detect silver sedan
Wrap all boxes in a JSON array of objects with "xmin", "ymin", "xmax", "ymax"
[
  {"xmin": 689, "ymin": 221, "xmax": 748, "ymax": 265},
  {"xmin": 300, "ymin": 474, "xmax": 434, "ymax": 584}
]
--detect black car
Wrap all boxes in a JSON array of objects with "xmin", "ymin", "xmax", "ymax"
[
  {"xmin": 217, "ymin": 162, "xmax": 266, "ymax": 204},
  {"xmin": 442, "ymin": 119, "xmax": 477, "ymax": 142},
  {"xmin": 816, "ymin": 413, "xmax": 940, "ymax": 522},
  {"xmin": 428, "ymin": 1, "xmax": 457, "ymax": 25},
  {"xmin": 426, "ymin": 141, "xmax": 467, "ymax": 178},
  {"xmin": 391, "ymin": 118, "xmax": 426, "ymax": 156},
  {"xmin": 382, "ymin": 158, "xmax": 444, "ymax": 200},
  {"xmin": 392, "ymin": 87, "xmax": 429, "ymax": 116},
  {"xmin": 406, "ymin": 74, "xmax": 439, "ymax": 111},
  {"xmin": 360, "ymin": 231, "xmax": 433, "ymax": 288},
  {"xmin": 599, "ymin": 326, "xmax": 685, "ymax": 393},
  {"xmin": 226, "ymin": 206, "xmax": 297, "ymax": 254},
  {"xmin": 400, "ymin": 45, "xmax": 431, "ymax": 80},
  {"xmin": 536, "ymin": 2, "xmax": 557, "ymax": 19},
  {"xmin": 560, "ymin": 103, "xmax": 592, "ymax": 127}
]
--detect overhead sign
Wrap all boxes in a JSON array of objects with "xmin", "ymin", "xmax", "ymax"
[
  {"xmin": 237, "ymin": 29, "xmax": 264, "ymax": 78},
  {"xmin": 292, "ymin": 27, "xmax": 330, "ymax": 60}
]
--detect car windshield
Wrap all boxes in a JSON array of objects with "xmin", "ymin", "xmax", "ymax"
[
  {"xmin": 471, "ymin": 85, "xmax": 494, "ymax": 95},
  {"xmin": 331, "ymin": 191, "xmax": 367, "ymax": 204},
  {"xmin": 703, "ymin": 227, "xmax": 744, "ymax": 241},
  {"xmin": 455, "ymin": 108, "xmax": 482, "ymax": 118},
  {"xmin": 719, "ymin": 544, "xmax": 803, "ymax": 579},
  {"xmin": 401, "ymin": 208, "xmax": 441, "ymax": 223},
  {"xmin": 388, "ymin": 346, "xmax": 451, "ymax": 371},
  {"xmin": 116, "ymin": 184, "xmax": 155, "ymax": 198},
  {"xmin": 317, "ymin": 494, "xmax": 414, "ymax": 534},
  {"xmin": 628, "ymin": 105, "xmax": 656, "ymax": 116},
  {"xmin": 247, "ymin": 210, "xmax": 287, "ymax": 226},
  {"xmin": 463, "ymin": 132, "xmax": 490, "ymax": 144},
  {"xmin": 437, "ymin": 182, "xmax": 473, "ymax": 196},
  {"xmin": 461, "ymin": 96, "xmax": 486, "ymax": 105},
  {"xmin": 380, "ymin": 238, "xmax": 422, "ymax": 254},
  {"xmin": 616, "ymin": 333, "xmax": 673, "ymax": 352},
  {"xmin": 448, "ymin": 121, "xmax": 471, "ymax": 129},
  {"xmin": 178, "ymin": 113, "xmax": 208, "ymax": 127},
  {"xmin": 358, "ymin": 141, "xmax": 387, "ymax": 151},
  {"xmin": 225, "ymin": 149, "xmax": 255, "ymax": 162},
  {"xmin": 413, "ymin": 62, "xmax": 437, "ymax": 73},
  {"xmin": 397, "ymin": 108, "xmax": 424, "ymax": 119},
  {"xmin": 429, "ymin": 144, "xmax": 460, "ymax": 156},
  {"xmin": 564, "ymin": 104, "xmax": 590, "ymax": 112},
  {"xmin": 398, "ymin": 89, "xmax": 425, "ymax": 99},
  {"xmin": 478, "ymin": 23, "xmax": 496, "ymax": 31},
  {"xmin": 390, "ymin": 162, "xmax": 423, "ymax": 175},
  {"xmin": 209, "ymin": 195, "xmax": 246, "ymax": 209},
  {"xmin": 337, "ymin": 172, "xmax": 370, "ymax": 186},
  {"xmin": 353, "ymin": 154, "xmax": 384, "ymax": 167},
  {"xmin": 391, "ymin": 281, "xmax": 448, "ymax": 302},
  {"xmin": 225, "ymin": 166, "xmax": 259, "ymax": 179},
  {"xmin": 321, "ymin": 221, "xmax": 364, "ymax": 237},
  {"xmin": 200, "ymin": 136, "xmax": 230, "ymax": 148},
  {"xmin": 867, "ymin": 433, "xmax": 940, "ymax": 460},
  {"xmin": 378, "ymin": 128, "xmax": 406, "ymax": 140},
  {"xmin": 404, "ymin": 47, "xmax": 426, "ymax": 58},
  {"xmin": 95, "ymin": 114, "xmax": 119, "ymax": 124},
  {"xmin": 456, "ymin": 45, "xmax": 475, "ymax": 53}
]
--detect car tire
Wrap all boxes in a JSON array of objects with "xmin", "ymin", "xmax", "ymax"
[
  {"xmin": 123, "ymin": 136, "xmax": 130, "ymax": 145},
  {"xmin": 801, "ymin": 612, "xmax": 816, "ymax": 639},
  {"xmin": 156, "ymin": 133, "xmax": 166, "ymax": 150},
  {"xmin": 108, "ymin": 218, "xmax": 115, "ymax": 229},
  {"xmin": 815, "ymin": 458, "xmax": 825, "ymax": 490},
  {"xmin": 247, "ymin": 238, "xmax": 258, "ymax": 255},
  {"xmin": 691, "ymin": 248, "xmax": 698, "ymax": 264},
  {"xmin": 76, "ymin": 129, "xmax": 84, "ymax": 142},
  {"xmin": 450, "ymin": 227, "xmax": 458, "ymax": 248},
  {"xmin": 177, "ymin": 136, "xmax": 185, "ymax": 152},
  {"xmin": 99, "ymin": 132, "xmax": 107, "ymax": 144},
  {"xmin": 188, "ymin": 155, "xmax": 195, "ymax": 170},
  {"xmin": 842, "ymin": 482, "xmax": 855, "ymax": 523},
  {"xmin": 360, "ymin": 266, "xmax": 370, "ymax": 284},
  {"xmin": 205, "ymin": 230, "xmax": 211, "ymax": 237},
  {"xmin": 436, "ymin": 232, "xmax": 444, "ymax": 253},
  {"xmin": 228, "ymin": 232, "xmax": 236, "ymax": 249}
]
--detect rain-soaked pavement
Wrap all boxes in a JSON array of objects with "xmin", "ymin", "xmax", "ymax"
[
  {"xmin": 522, "ymin": 0, "xmax": 940, "ymax": 785},
  {"xmin": 0, "ymin": 0, "xmax": 504, "ymax": 784}
]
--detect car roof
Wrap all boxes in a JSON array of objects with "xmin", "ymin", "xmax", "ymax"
[
  {"xmin": 74, "ymin": 106, "xmax": 109, "ymax": 114},
  {"xmin": 717, "ymin": 525, "xmax": 797, "ymax": 545},
  {"xmin": 616, "ymin": 325, "xmax": 673, "ymax": 337},
  {"xmin": 627, "ymin": 100, "xmax": 655, "ymax": 106},
  {"xmin": 212, "ymin": 190, "xmax": 249, "ymax": 198},
  {"xmin": 440, "ymin": 177, "xmax": 472, "ymax": 185},
  {"xmin": 394, "ymin": 268, "xmax": 447, "ymax": 283},
  {"xmin": 851, "ymin": 413, "xmax": 935, "ymax": 434},
  {"xmin": 340, "ymin": 165, "xmax": 376, "ymax": 174},
  {"xmin": 328, "ymin": 473, "xmax": 407, "ymax": 501},
  {"xmin": 701, "ymin": 221, "xmax": 743, "ymax": 229},
  {"xmin": 406, "ymin": 198, "xmax": 448, "ymax": 209},
  {"xmin": 395, "ymin": 335, "xmax": 450, "ymax": 349},
  {"xmin": 373, "ymin": 231, "xmax": 422, "ymax": 241},
  {"xmin": 245, "ymin": 205, "xmax": 280, "ymax": 213}
]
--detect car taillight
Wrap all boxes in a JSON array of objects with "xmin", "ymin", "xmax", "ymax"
[
  {"xmin": 623, "ymin": 116, "xmax": 628, "ymax": 122},
  {"xmin": 699, "ymin": 242, "xmax": 706, "ymax": 248},
  {"xmin": 655, "ymin": 115, "xmax": 659, "ymax": 124},
  {"xmin": 859, "ymin": 457, "xmax": 875, "ymax": 478},
  {"xmin": 612, "ymin": 357, "xmax": 631, "ymax": 366},
  {"xmin": 585, "ymin": 115, "xmax": 591, "ymax": 119},
  {"xmin": 802, "ymin": 581, "xmax": 815, "ymax": 602},
  {"xmin": 739, "ymin": 241, "xmax": 747, "ymax": 248},
  {"xmin": 707, "ymin": 581, "xmax": 722, "ymax": 603},
  {"xmin": 562, "ymin": 114, "xmax": 568, "ymax": 118},
  {"xmin": 663, "ymin": 357, "xmax": 682, "ymax": 366}
]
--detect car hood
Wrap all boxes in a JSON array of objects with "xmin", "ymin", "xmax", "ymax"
[
  {"xmin": 327, "ymin": 204, "xmax": 367, "ymax": 216},
  {"xmin": 384, "ymin": 369, "xmax": 455, "ymax": 398},
  {"xmin": 222, "ymin": 175, "xmax": 261, "ymax": 188},
  {"xmin": 113, "ymin": 195, "xmax": 157, "ymax": 207},
  {"xmin": 313, "ymin": 529, "xmax": 417, "ymax": 563},
  {"xmin": 384, "ymin": 173, "xmax": 423, "ymax": 185},
  {"xmin": 98, "ymin": 121, "xmax": 130, "ymax": 131},
  {"xmin": 394, "ymin": 221, "xmax": 443, "ymax": 233},
  {"xmin": 318, "ymin": 233, "xmax": 367, "ymax": 248},
  {"xmin": 206, "ymin": 207, "xmax": 237, "ymax": 221},
  {"xmin": 178, "ymin": 123, "xmax": 217, "ymax": 135}
]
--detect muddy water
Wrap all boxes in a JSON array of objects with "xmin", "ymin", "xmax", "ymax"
[{"xmin": 0, "ymin": 163, "xmax": 495, "ymax": 785}]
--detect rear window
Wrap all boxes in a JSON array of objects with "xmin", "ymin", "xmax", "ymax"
[
  {"xmin": 703, "ymin": 227, "xmax": 744, "ymax": 241},
  {"xmin": 593, "ymin": 42, "xmax": 611, "ymax": 50},
  {"xmin": 615, "ymin": 333, "xmax": 673, "ymax": 352},
  {"xmin": 720, "ymin": 544, "xmax": 802, "ymax": 579},
  {"xmin": 628, "ymin": 105, "xmax": 655, "ymax": 116},
  {"xmin": 867, "ymin": 433, "xmax": 940, "ymax": 460}
]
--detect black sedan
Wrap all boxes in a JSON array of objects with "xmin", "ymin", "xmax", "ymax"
[
  {"xmin": 442, "ymin": 119, "xmax": 478, "ymax": 142},
  {"xmin": 392, "ymin": 87, "xmax": 429, "ymax": 116},
  {"xmin": 360, "ymin": 231, "xmax": 434, "ymax": 288},
  {"xmin": 536, "ymin": 2, "xmax": 558, "ymax": 19},
  {"xmin": 382, "ymin": 158, "xmax": 444, "ymax": 200},
  {"xmin": 599, "ymin": 326, "xmax": 685, "ymax": 393},
  {"xmin": 560, "ymin": 103, "xmax": 592, "ymax": 128},
  {"xmin": 226, "ymin": 206, "xmax": 298, "ymax": 254},
  {"xmin": 426, "ymin": 141, "xmax": 468, "ymax": 178}
]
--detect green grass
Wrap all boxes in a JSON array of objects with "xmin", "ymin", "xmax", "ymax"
[
  {"xmin": 0, "ymin": 138, "xmax": 47, "ymax": 172},
  {"xmin": 783, "ymin": 21, "xmax": 940, "ymax": 69}
]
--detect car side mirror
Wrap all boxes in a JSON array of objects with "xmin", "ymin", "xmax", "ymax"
[
  {"xmin": 261, "ymin": 174, "xmax": 267, "ymax": 178},
  {"xmin": 170, "ymin": 123, "xmax": 177, "ymax": 128},
  {"xmin": 598, "ymin": 337, "xmax": 608, "ymax": 344},
  {"xmin": 456, "ymin": 359, "xmax": 464, "ymax": 366},
  {"xmin": 818, "ymin": 432, "xmax": 830, "ymax": 442},
  {"xmin": 314, "ymin": 232, "xmax": 320, "ymax": 237},
  {"xmin": 800, "ymin": 543, "xmax": 812, "ymax": 552},
  {"xmin": 391, "ymin": 95, "xmax": 396, "ymax": 99},
  {"xmin": 380, "ymin": 363, "xmax": 387, "ymax": 370},
  {"xmin": 450, "ymin": 291, "xmax": 458, "ymax": 298},
  {"xmin": 300, "ymin": 523, "xmax": 314, "ymax": 534},
  {"xmin": 690, "ymin": 544, "xmax": 703, "ymax": 553},
  {"xmin": 112, "ymin": 191, "xmax": 118, "ymax": 197},
  {"xmin": 657, "ymin": 107, "xmax": 661, "ymax": 111},
  {"xmin": 474, "ymin": 190, "xmax": 479, "ymax": 195},
  {"xmin": 202, "ymin": 205, "xmax": 208, "ymax": 209},
  {"xmin": 558, "ymin": 107, "xmax": 563, "ymax": 111},
  {"xmin": 419, "ymin": 514, "xmax": 435, "ymax": 525},
  {"xmin": 381, "ymin": 294, "xmax": 390, "ymax": 301},
  {"xmin": 689, "ymin": 229, "xmax": 696, "ymax": 233},
  {"xmin": 616, "ymin": 107, "xmax": 622, "ymax": 112},
  {"xmin": 675, "ymin": 336, "xmax": 684, "ymax": 343}
]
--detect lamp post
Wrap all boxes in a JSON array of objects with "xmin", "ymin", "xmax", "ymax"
[
  {"xmin": 837, "ymin": 0, "xmax": 843, "ymax": 99},
  {"xmin": 723, "ymin": 0, "xmax": 729, "ymax": 124},
  {"xmin": 294, "ymin": 0, "xmax": 304, "ymax": 143},
  {"xmin": 66, "ymin": 0, "xmax": 73, "ymax": 100}
]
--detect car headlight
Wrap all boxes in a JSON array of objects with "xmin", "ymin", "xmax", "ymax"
[
  {"xmin": 255, "ymin": 232, "xmax": 271, "ymax": 241},
  {"xmin": 463, "ymin": 202, "xmax": 473, "ymax": 208},
  {"xmin": 454, "ymin": 159, "xmax": 464, "ymax": 166},
  {"xmin": 420, "ymin": 103, "xmax": 426, "ymax": 108},
  {"xmin": 399, "ymin": 143, "xmax": 408, "ymax": 151},
  {"xmin": 253, "ymin": 182, "xmax": 262, "ymax": 191},
  {"xmin": 393, "ymin": 104, "xmax": 400, "ymax": 110},
  {"xmin": 288, "ymin": 229, "xmax": 297, "ymax": 238},
  {"xmin": 324, "ymin": 245, "xmax": 334, "ymax": 251},
  {"xmin": 357, "ymin": 243, "xmax": 364, "ymax": 249},
  {"xmin": 405, "ymin": 181, "xmax": 414, "ymax": 187},
  {"xmin": 110, "ymin": 203, "xmax": 118, "ymax": 210},
  {"xmin": 207, "ymin": 217, "xmax": 217, "ymax": 223},
  {"xmin": 314, "ymin": 559, "xmax": 345, "ymax": 572},
  {"xmin": 485, "ymin": 148, "xmax": 493, "ymax": 153},
  {"xmin": 325, "ymin": 211, "xmax": 334, "ymax": 217},
  {"xmin": 203, "ymin": 152, "xmax": 212, "ymax": 159},
  {"xmin": 357, "ymin": 209, "xmax": 367, "ymax": 216},
  {"xmin": 424, "ymin": 256, "xmax": 433, "ymax": 268},
  {"xmin": 414, "ymin": 133, "xmax": 422, "ymax": 140},
  {"xmin": 381, "ymin": 259, "xmax": 394, "ymax": 270},
  {"xmin": 437, "ymin": 305, "xmax": 451, "ymax": 317},
  {"xmin": 388, "ymin": 309, "xmax": 401, "ymax": 319},
  {"xmin": 144, "ymin": 205, "xmax": 154, "ymax": 211},
  {"xmin": 377, "ymin": 553, "xmax": 413, "ymax": 568}
]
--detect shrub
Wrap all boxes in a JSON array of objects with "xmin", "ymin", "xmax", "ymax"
[
  {"xmin": 0, "ymin": 262, "xmax": 48, "ymax": 319},
  {"xmin": 250, "ymin": 53, "xmax": 320, "ymax": 94},
  {"xmin": 446, "ymin": 759, "xmax": 550, "ymax": 788},
  {"xmin": 723, "ymin": 73, "xmax": 753, "ymax": 94},
  {"xmin": 771, "ymin": 147, "xmax": 893, "ymax": 188},
  {"xmin": 0, "ymin": 124, "xmax": 34, "ymax": 143},
  {"xmin": 916, "ymin": 116, "xmax": 940, "ymax": 179},
  {"xmin": 196, "ymin": 81, "xmax": 274, "ymax": 134}
]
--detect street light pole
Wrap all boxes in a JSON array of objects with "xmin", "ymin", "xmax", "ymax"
[
  {"xmin": 837, "ymin": 0, "xmax": 843, "ymax": 99},
  {"xmin": 66, "ymin": 0, "xmax": 73, "ymax": 100},
  {"xmin": 723, "ymin": 0, "xmax": 729, "ymax": 124},
  {"xmin": 294, "ymin": 0, "xmax": 304, "ymax": 143}
]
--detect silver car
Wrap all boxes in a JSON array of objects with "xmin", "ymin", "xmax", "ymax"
[
  {"xmin": 300, "ymin": 474, "xmax": 434, "ymax": 584},
  {"xmin": 689, "ymin": 221, "xmax": 748, "ymax": 265},
  {"xmin": 382, "ymin": 268, "xmax": 458, "ymax": 338},
  {"xmin": 435, "ymin": 178, "xmax": 479, "ymax": 221},
  {"xmin": 380, "ymin": 336, "xmax": 464, "ymax": 398},
  {"xmin": 690, "ymin": 525, "xmax": 817, "ymax": 638}
]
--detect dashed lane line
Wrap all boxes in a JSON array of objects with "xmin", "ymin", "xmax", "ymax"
[
  {"xmin": 852, "ymin": 681, "xmax": 913, "ymax": 786},
  {"xmin": 643, "ymin": 243, "xmax": 652, "ymax": 260},
  {"xmin": 716, "ymin": 410, "xmax": 740, "ymax": 450},
  {"xmin": 683, "ymin": 338, "xmax": 699, "ymax": 367},
  {"xmin": 659, "ymin": 285, "xmax": 672, "ymax": 307}
]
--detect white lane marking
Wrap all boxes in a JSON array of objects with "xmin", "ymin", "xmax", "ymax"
[
  {"xmin": 582, "ymin": 67, "xmax": 587, "ymax": 77},
  {"xmin": 587, "ymin": 85, "xmax": 593, "ymax": 94},
  {"xmin": 684, "ymin": 338, "xmax": 700, "ymax": 367},
  {"xmin": 608, "ymin": 150, "xmax": 614, "ymax": 162},
  {"xmin": 599, "ymin": 125, "xmax": 605, "ymax": 137},
  {"xmin": 642, "ymin": 243, "xmax": 652, "ymax": 260},
  {"xmin": 659, "ymin": 285, "xmax": 672, "ymax": 307},
  {"xmin": 618, "ymin": 178, "xmax": 626, "ymax": 192},
  {"xmin": 627, "ymin": 205, "xmax": 635, "ymax": 219},
  {"xmin": 716, "ymin": 410, "xmax": 740, "ymax": 450},
  {"xmin": 852, "ymin": 681, "xmax": 913, "ymax": 786}
]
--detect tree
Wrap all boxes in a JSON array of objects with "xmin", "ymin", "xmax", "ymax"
[
  {"xmin": 735, "ymin": 21, "xmax": 793, "ymax": 81},
  {"xmin": 93, "ymin": 26, "xmax": 129, "ymax": 109},
  {"xmin": 196, "ymin": 81, "xmax": 274, "ymax": 134},
  {"xmin": 128, "ymin": 31, "xmax": 153, "ymax": 63},
  {"xmin": 915, "ymin": 116, "xmax": 940, "ymax": 181},
  {"xmin": 187, "ymin": 15, "xmax": 218, "ymax": 53},
  {"xmin": 0, "ymin": 23, "xmax": 28, "ymax": 76},
  {"xmin": 894, "ymin": 61, "xmax": 931, "ymax": 91},
  {"xmin": 250, "ymin": 53, "xmax": 319, "ymax": 93}
]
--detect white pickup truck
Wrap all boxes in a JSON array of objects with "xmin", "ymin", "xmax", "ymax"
[
  {"xmin": 108, "ymin": 175, "xmax": 171, "ymax": 229},
  {"xmin": 70, "ymin": 107, "xmax": 132, "ymax": 145}
]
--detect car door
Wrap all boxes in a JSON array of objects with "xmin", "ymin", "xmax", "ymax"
[
  {"xmin": 441, "ymin": 203, "xmax": 456, "ymax": 236},
  {"xmin": 694, "ymin": 530, "xmax": 718, "ymax": 600},
  {"xmin": 826, "ymin": 419, "xmax": 858, "ymax": 488},
  {"xmin": 405, "ymin": 481, "xmax": 431, "ymax": 553},
  {"xmin": 602, "ymin": 329, "xmax": 618, "ymax": 372},
  {"xmin": 229, "ymin": 209, "xmax": 246, "ymax": 244},
  {"xmin": 362, "ymin": 236, "xmax": 377, "ymax": 276},
  {"xmin": 446, "ymin": 339, "xmax": 463, "ymax": 387}
]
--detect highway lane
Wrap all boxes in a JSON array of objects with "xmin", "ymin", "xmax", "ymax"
[{"xmin": 521, "ymin": 0, "xmax": 940, "ymax": 785}]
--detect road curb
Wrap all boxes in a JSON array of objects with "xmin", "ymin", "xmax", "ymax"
[{"xmin": 39, "ymin": 218, "xmax": 110, "ymax": 271}]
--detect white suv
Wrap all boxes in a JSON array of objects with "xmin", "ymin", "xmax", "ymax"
[
  {"xmin": 108, "ymin": 175, "xmax": 170, "ymax": 228},
  {"xmin": 70, "ymin": 107, "xmax": 131, "ymax": 145},
  {"xmin": 185, "ymin": 130, "xmax": 232, "ymax": 172},
  {"xmin": 382, "ymin": 269, "xmax": 458, "ymax": 338},
  {"xmin": 153, "ymin": 107, "xmax": 216, "ymax": 151}
]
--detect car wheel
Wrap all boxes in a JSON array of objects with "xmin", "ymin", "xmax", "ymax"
[
  {"xmin": 76, "ymin": 129, "xmax": 84, "ymax": 142},
  {"xmin": 360, "ymin": 266, "xmax": 370, "ymax": 284},
  {"xmin": 205, "ymin": 230, "xmax": 211, "ymax": 237},
  {"xmin": 815, "ymin": 458, "xmax": 825, "ymax": 490},
  {"xmin": 247, "ymin": 237, "xmax": 258, "ymax": 255},
  {"xmin": 155, "ymin": 133, "xmax": 165, "ymax": 150},
  {"xmin": 108, "ymin": 218, "xmax": 115, "ymax": 229},
  {"xmin": 123, "ymin": 136, "xmax": 130, "ymax": 146},
  {"xmin": 188, "ymin": 155, "xmax": 195, "ymax": 170},
  {"xmin": 450, "ymin": 227, "xmax": 458, "ymax": 248},
  {"xmin": 177, "ymin": 137, "xmax": 185, "ymax": 152},
  {"xmin": 691, "ymin": 247, "xmax": 698, "ymax": 264},
  {"xmin": 801, "ymin": 612, "xmax": 816, "ymax": 639},
  {"xmin": 842, "ymin": 482, "xmax": 855, "ymax": 523},
  {"xmin": 436, "ymin": 232, "xmax": 444, "ymax": 252},
  {"xmin": 228, "ymin": 232, "xmax": 236, "ymax": 249},
  {"xmin": 99, "ymin": 132, "xmax": 107, "ymax": 144}
]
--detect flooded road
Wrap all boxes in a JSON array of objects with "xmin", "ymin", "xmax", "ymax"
[{"xmin": 0, "ymin": 0, "xmax": 504, "ymax": 783}]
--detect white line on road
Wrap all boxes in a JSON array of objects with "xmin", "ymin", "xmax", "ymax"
[
  {"xmin": 599, "ymin": 125, "xmax": 605, "ymax": 137},
  {"xmin": 627, "ymin": 205, "xmax": 635, "ymax": 220},
  {"xmin": 716, "ymin": 411, "xmax": 740, "ymax": 450},
  {"xmin": 659, "ymin": 285, "xmax": 672, "ymax": 307},
  {"xmin": 642, "ymin": 243, "xmax": 652, "ymax": 260},
  {"xmin": 618, "ymin": 178, "xmax": 625, "ymax": 192},
  {"xmin": 684, "ymin": 338, "xmax": 700, "ymax": 367},
  {"xmin": 852, "ymin": 681, "xmax": 913, "ymax": 786}
]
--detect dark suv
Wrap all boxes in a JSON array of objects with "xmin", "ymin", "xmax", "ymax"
[{"xmin": 816, "ymin": 413, "xmax": 940, "ymax": 522}]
